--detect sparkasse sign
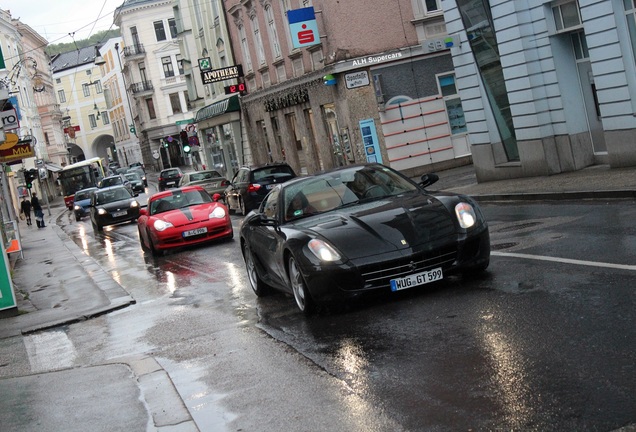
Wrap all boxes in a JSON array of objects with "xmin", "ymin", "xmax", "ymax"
[{"xmin": 200, "ymin": 65, "xmax": 244, "ymax": 84}]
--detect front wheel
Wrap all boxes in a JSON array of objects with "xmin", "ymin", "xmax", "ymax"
[
  {"xmin": 138, "ymin": 227, "xmax": 149, "ymax": 252},
  {"xmin": 288, "ymin": 255, "xmax": 314, "ymax": 315},
  {"xmin": 239, "ymin": 197, "xmax": 247, "ymax": 216},
  {"xmin": 243, "ymin": 243, "xmax": 269, "ymax": 296}
]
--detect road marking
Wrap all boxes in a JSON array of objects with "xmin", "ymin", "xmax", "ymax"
[
  {"xmin": 24, "ymin": 330, "xmax": 77, "ymax": 373},
  {"xmin": 492, "ymin": 251, "xmax": 636, "ymax": 271}
]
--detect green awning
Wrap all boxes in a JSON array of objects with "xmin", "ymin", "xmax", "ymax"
[{"xmin": 195, "ymin": 95, "xmax": 240, "ymax": 123}]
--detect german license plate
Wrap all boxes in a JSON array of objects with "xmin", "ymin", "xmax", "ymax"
[
  {"xmin": 113, "ymin": 211, "xmax": 127, "ymax": 217},
  {"xmin": 183, "ymin": 227, "xmax": 207, "ymax": 237},
  {"xmin": 266, "ymin": 184, "xmax": 275, "ymax": 189},
  {"xmin": 390, "ymin": 267, "xmax": 443, "ymax": 292},
  {"xmin": 167, "ymin": 181, "xmax": 175, "ymax": 186}
]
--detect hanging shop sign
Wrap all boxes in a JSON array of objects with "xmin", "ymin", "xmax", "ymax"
[
  {"xmin": 421, "ymin": 34, "xmax": 461, "ymax": 54},
  {"xmin": 287, "ymin": 7, "xmax": 321, "ymax": 49},
  {"xmin": 1, "ymin": 108, "xmax": 19, "ymax": 130},
  {"xmin": 200, "ymin": 65, "xmax": 244, "ymax": 84},
  {"xmin": 0, "ymin": 134, "xmax": 34, "ymax": 163}
]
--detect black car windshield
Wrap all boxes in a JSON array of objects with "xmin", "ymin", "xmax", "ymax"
[
  {"xmin": 96, "ymin": 188, "xmax": 131, "ymax": 205},
  {"xmin": 253, "ymin": 166, "xmax": 294, "ymax": 182},
  {"xmin": 101, "ymin": 177, "xmax": 123, "ymax": 187},
  {"xmin": 150, "ymin": 190, "xmax": 212, "ymax": 215},
  {"xmin": 283, "ymin": 166, "xmax": 417, "ymax": 221}
]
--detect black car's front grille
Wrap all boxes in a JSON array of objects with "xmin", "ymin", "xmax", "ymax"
[{"xmin": 359, "ymin": 246, "xmax": 457, "ymax": 290}]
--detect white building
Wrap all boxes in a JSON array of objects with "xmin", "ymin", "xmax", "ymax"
[
  {"xmin": 96, "ymin": 37, "xmax": 143, "ymax": 168},
  {"xmin": 444, "ymin": 0, "xmax": 636, "ymax": 181},
  {"xmin": 114, "ymin": 0, "xmax": 200, "ymax": 171}
]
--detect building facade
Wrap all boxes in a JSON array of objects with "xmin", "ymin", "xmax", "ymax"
[
  {"xmin": 443, "ymin": 0, "xmax": 636, "ymax": 181},
  {"xmin": 114, "ymin": 0, "xmax": 200, "ymax": 171},
  {"xmin": 223, "ymin": 0, "xmax": 470, "ymax": 178},
  {"xmin": 176, "ymin": 0, "xmax": 245, "ymax": 178},
  {"xmin": 96, "ymin": 37, "xmax": 143, "ymax": 168},
  {"xmin": 50, "ymin": 46, "xmax": 115, "ymax": 164}
]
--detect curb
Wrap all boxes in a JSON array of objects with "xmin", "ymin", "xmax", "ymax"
[{"xmin": 467, "ymin": 190, "xmax": 636, "ymax": 202}]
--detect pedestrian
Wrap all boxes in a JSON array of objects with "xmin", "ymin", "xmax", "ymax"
[
  {"xmin": 31, "ymin": 192, "xmax": 46, "ymax": 228},
  {"xmin": 20, "ymin": 196, "xmax": 32, "ymax": 226}
]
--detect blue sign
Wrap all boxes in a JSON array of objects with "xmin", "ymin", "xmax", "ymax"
[
  {"xmin": 359, "ymin": 119, "xmax": 382, "ymax": 164},
  {"xmin": 287, "ymin": 7, "xmax": 321, "ymax": 49}
]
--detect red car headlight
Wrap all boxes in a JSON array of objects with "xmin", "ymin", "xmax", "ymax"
[
  {"xmin": 210, "ymin": 207, "xmax": 226, "ymax": 219},
  {"xmin": 153, "ymin": 219, "xmax": 174, "ymax": 231}
]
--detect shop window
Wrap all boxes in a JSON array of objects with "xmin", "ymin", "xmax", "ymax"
[{"xmin": 438, "ymin": 73, "xmax": 467, "ymax": 135}]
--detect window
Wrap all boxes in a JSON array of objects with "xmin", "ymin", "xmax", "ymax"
[
  {"xmin": 83, "ymin": 84, "xmax": 91, "ymax": 97},
  {"xmin": 438, "ymin": 73, "xmax": 467, "ymax": 135},
  {"xmin": 625, "ymin": 0, "xmax": 636, "ymax": 64},
  {"xmin": 55, "ymin": 78, "xmax": 61, "ymax": 84},
  {"xmin": 413, "ymin": 0, "xmax": 441, "ymax": 16},
  {"xmin": 251, "ymin": 15, "xmax": 266, "ymax": 65},
  {"xmin": 168, "ymin": 18, "xmax": 177, "ymax": 38},
  {"xmin": 162, "ymin": 56, "xmax": 175, "ymax": 77},
  {"xmin": 154, "ymin": 21, "xmax": 167, "ymax": 41},
  {"xmin": 89, "ymin": 114, "xmax": 97, "ymax": 128},
  {"xmin": 101, "ymin": 111, "xmax": 110, "ymax": 125},
  {"xmin": 238, "ymin": 24, "xmax": 253, "ymax": 71},
  {"xmin": 58, "ymin": 90, "xmax": 66, "ymax": 103},
  {"xmin": 169, "ymin": 93, "xmax": 182, "ymax": 114},
  {"xmin": 265, "ymin": 5, "xmax": 281, "ymax": 59},
  {"xmin": 139, "ymin": 62, "xmax": 147, "ymax": 82},
  {"xmin": 553, "ymin": 0, "xmax": 582, "ymax": 31},
  {"xmin": 276, "ymin": 64, "xmax": 286, "ymax": 82},
  {"xmin": 262, "ymin": 70, "xmax": 271, "ymax": 87},
  {"xmin": 95, "ymin": 81, "xmax": 103, "ymax": 93},
  {"xmin": 146, "ymin": 98, "xmax": 157, "ymax": 119},
  {"xmin": 311, "ymin": 49, "xmax": 324, "ymax": 71},
  {"xmin": 292, "ymin": 57, "xmax": 304, "ymax": 77},
  {"xmin": 176, "ymin": 54, "xmax": 184, "ymax": 75}
]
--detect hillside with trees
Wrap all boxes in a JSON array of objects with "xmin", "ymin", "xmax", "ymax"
[{"xmin": 46, "ymin": 29, "xmax": 120, "ymax": 56}]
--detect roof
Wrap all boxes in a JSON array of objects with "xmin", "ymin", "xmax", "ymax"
[{"xmin": 51, "ymin": 46, "xmax": 100, "ymax": 73}]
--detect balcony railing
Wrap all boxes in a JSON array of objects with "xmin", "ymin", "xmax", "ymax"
[
  {"xmin": 123, "ymin": 44, "xmax": 145, "ymax": 58},
  {"xmin": 130, "ymin": 81, "xmax": 154, "ymax": 94}
]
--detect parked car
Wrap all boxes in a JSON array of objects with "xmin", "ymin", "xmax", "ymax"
[
  {"xmin": 239, "ymin": 163, "xmax": 490, "ymax": 315},
  {"xmin": 72, "ymin": 187, "xmax": 98, "ymax": 221},
  {"xmin": 124, "ymin": 172, "xmax": 145, "ymax": 193},
  {"xmin": 225, "ymin": 162, "xmax": 296, "ymax": 215},
  {"xmin": 179, "ymin": 170, "xmax": 230, "ymax": 198},
  {"xmin": 128, "ymin": 166, "xmax": 147, "ymax": 186},
  {"xmin": 99, "ymin": 174, "xmax": 135, "ymax": 195},
  {"xmin": 158, "ymin": 167, "xmax": 184, "ymax": 191},
  {"xmin": 137, "ymin": 186, "xmax": 233, "ymax": 256},
  {"xmin": 90, "ymin": 185, "xmax": 140, "ymax": 232}
]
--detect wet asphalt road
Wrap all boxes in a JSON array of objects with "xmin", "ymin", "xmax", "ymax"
[{"xmin": 49, "ymin": 197, "xmax": 636, "ymax": 431}]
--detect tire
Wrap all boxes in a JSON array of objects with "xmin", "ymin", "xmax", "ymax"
[
  {"xmin": 243, "ymin": 243, "xmax": 269, "ymax": 296},
  {"xmin": 288, "ymin": 255, "xmax": 315, "ymax": 315},
  {"xmin": 149, "ymin": 235, "xmax": 163, "ymax": 257},
  {"xmin": 139, "ymin": 227, "xmax": 149, "ymax": 252},
  {"xmin": 239, "ymin": 197, "xmax": 247, "ymax": 216},
  {"xmin": 93, "ymin": 221, "xmax": 103, "ymax": 232},
  {"xmin": 75, "ymin": 216, "xmax": 81, "ymax": 222}
]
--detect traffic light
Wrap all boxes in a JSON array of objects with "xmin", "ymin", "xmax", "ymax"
[
  {"xmin": 180, "ymin": 130, "xmax": 191, "ymax": 153},
  {"xmin": 24, "ymin": 169, "xmax": 37, "ymax": 189}
]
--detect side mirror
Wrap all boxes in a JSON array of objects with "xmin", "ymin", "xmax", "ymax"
[
  {"xmin": 139, "ymin": 208, "xmax": 147, "ymax": 216},
  {"xmin": 212, "ymin": 193, "xmax": 222, "ymax": 202},
  {"xmin": 252, "ymin": 213, "xmax": 278, "ymax": 227},
  {"xmin": 419, "ymin": 173, "xmax": 439, "ymax": 188}
]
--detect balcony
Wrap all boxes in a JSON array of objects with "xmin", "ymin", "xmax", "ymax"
[
  {"xmin": 129, "ymin": 81, "xmax": 154, "ymax": 97},
  {"xmin": 123, "ymin": 44, "xmax": 146, "ymax": 59}
]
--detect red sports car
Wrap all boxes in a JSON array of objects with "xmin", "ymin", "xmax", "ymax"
[{"xmin": 137, "ymin": 186, "xmax": 233, "ymax": 256}]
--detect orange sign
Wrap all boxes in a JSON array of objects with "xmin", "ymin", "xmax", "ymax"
[{"xmin": 0, "ymin": 134, "xmax": 34, "ymax": 163}]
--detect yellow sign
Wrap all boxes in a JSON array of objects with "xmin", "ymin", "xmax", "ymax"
[{"xmin": 0, "ymin": 133, "xmax": 19, "ymax": 150}]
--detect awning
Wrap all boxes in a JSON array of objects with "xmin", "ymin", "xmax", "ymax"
[
  {"xmin": 45, "ymin": 162, "xmax": 63, "ymax": 172},
  {"xmin": 195, "ymin": 95, "xmax": 240, "ymax": 123}
]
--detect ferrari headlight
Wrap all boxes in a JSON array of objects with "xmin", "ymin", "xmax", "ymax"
[
  {"xmin": 98, "ymin": 208, "xmax": 107, "ymax": 215},
  {"xmin": 455, "ymin": 202, "xmax": 476, "ymax": 228},
  {"xmin": 154, "ymin": 219, "xmax": 174, "ymax": 231},
  {"xmin": 308, "ymin": 239, "xmax": 341, "ymax": 262},
  {"xmin": 210, "ymin": 207, "xmax": 226, "ymax": 219}
]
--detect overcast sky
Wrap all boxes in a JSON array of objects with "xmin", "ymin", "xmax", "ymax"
[{"xmin": 5, "ymin": 0, "xmax": 123, "ymax": 44}]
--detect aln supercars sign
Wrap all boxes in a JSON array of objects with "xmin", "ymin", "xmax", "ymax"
[{"xmin": 200, "ymin": 65, "xmax": 244, "ymax": 84}]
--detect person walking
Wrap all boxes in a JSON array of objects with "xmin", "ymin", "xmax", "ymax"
[
  {"xmin": 31, "ymin": 192, "xmax": 45, "ymax": 228},
  {"xmin": 20, "ymin": 196, "xmax": 32, "ymax": 226}
]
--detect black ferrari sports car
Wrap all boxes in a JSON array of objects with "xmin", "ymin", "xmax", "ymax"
[{"xmin": 239, "ymin": 163, "xmax": 490, "ymax": 315}]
